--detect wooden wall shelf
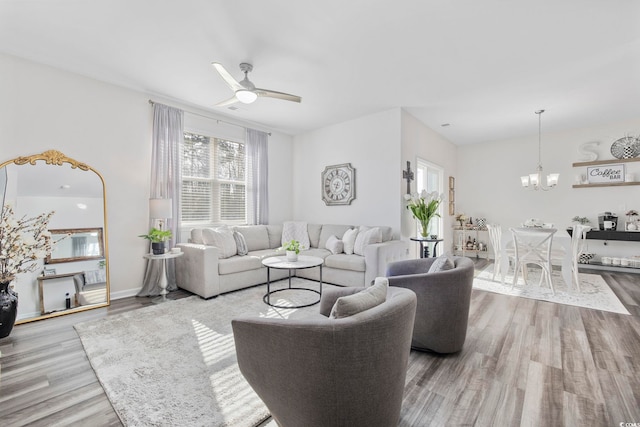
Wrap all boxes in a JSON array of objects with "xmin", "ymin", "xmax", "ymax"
[
  {"xmin": 572, "ymin": 157, "xmax": 640, "ymax": 167},
  {"xmin": 572, "ymin": 182, "xmax": 640, "ymax": 188}
]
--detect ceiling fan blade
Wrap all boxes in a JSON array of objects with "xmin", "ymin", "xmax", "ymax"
[
  {"xmin": 255, "ymin": 88, "xmax": 301, "ymax": 103},
  {"xmin": 215, "ymin": 95, "xmax": 239, "ymax": 107},
  {"xmin": 212, "ymin": 62, "xmax": 243, "ymax": 91}
]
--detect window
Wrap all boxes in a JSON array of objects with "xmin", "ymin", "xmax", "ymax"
[
  {"xmin": 416, "ymin": 158, "xmax": 444, "ymax": 238},
  {"xmin": 181, "ymin": 131, "xmax": 246, "ymax": 225}
]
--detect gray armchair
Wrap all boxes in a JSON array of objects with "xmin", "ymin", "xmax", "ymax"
[
  {"xmin": 386, "ymin": 256, "xmax": 474, "ymax": 353},
  {"xmin": 232, "ymin": 286, "xmax": 417, "ymax": 427}
]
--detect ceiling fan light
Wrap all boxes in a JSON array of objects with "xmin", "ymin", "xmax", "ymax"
[{"xmin": 236, "ymin": 89, "xmax": 257, "ymax": 104}]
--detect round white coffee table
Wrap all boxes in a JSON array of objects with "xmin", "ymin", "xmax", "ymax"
[{"xmin": 262, "ymin": 255, "xmax": 324, "ymax": 308}]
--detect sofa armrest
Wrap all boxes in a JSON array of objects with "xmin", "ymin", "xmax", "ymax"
[
  {"xmin": 175, "ymin": 243, "xmax": 221, "ymax": 298},
  {"xmin": 363, "ymin": 240, "xmax": 410, "ymax": 287}
]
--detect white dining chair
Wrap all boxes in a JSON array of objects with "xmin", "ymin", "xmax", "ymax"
[
  {"xmin": 569, "ymin": 224, "xmax": 591, "ymax": 292},
  {"xmin": 487, "ymin": 224, "xmax": 515, "ymax": 282},
  {"xmin": 509, "ymin": 227, "xmax": 557, "ymax": 294}
]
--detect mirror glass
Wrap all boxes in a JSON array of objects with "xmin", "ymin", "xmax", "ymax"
[
  {"xmin": 0, "ymin": 151, "xmax": 110, "ymax": 323},
  {"xmin": 47, "ymin": 228, "xmax": 105, "ymax": 264}
]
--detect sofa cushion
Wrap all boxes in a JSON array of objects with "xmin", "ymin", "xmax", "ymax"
[
  {"xmin": 235, "ymin": 225, "xmax": 270, "ymax": 252},
  {"xmin": 307, "ymin": 224, "xmax": 322, "ymax": 248},
  {"xmin": 218, "ymin": 255, "xmax": 263, "ymax": 275},
  {"xmin": 325, "ymin": 235, "xmax": 344, "ymax": 255},
  {"xmin": 318, "ymin": 224, "xmax": 353, "ymax": 249},
  {"xmin": 247, "ymin": 249, "xmax": 283, "ymax": 260},
  {"xmin": 202, "ymin": 227, "xmax": 237, "ymax": 259},
  {"xmin": 190, "ymin": 228, "xmax": 204, "ymax": 244},
  {"xmin": 324, "ymin": 254, "xmax": 366, "ymax": 272},
  {"xmin": 376, "ymin": 226, "xmax": 393, "ymax": 242},
  {"xmin": 354, "ymin": 227, "xmax": 382, "ymax": 256},
  {"xmin": 428, "ymin": 255, "xmax": 455, "ymax": 273},
  {"xmin": 342, "ymin": 228, "xmax": 358, "ymax": 255},
  {"xmin": 233, "ymin": 231, "xmax": 248, "ymax": 256},
  {"xmin": 302, "ymin": 248, "xmax": 332, "ymax": 259},
  {"xmin": 266, "ymin": 225, "xmax": 283, "ymax": 249},
  {"xmin": 329, "ymin": 277, "xmax": 388, "ymax": 319}
]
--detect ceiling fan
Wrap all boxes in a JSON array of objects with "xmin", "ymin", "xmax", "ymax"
[{"xmin": 212, "ymin": 62, "xmax": 302, "ymax": 106}]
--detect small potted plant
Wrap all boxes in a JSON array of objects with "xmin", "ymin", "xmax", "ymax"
[
  {"xmin": 281, "ymin": 239, "xmax": 300, "ymax": 262},
  {"xmin": 139, "ymin": 228, "xmax": 173, "ymax": 255}
]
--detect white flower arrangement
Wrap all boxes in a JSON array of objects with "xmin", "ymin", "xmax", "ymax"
[
  {"xmin": 0, "ymin": 204, "xmax": 55, "ymax": 281},
  {"xmin": 404, "ymin": 190, "xmax": 444, "ymax": 237}
]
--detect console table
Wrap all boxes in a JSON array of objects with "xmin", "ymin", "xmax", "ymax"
[
  {"xmin": 37, "ymin": 272, "xmax": 82, "ymax": 315},
  {"xmin": 567, "ymin": 229, "xmax": 640, "ymax": 242}
]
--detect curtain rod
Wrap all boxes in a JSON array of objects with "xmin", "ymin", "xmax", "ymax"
[{"xmin": 148, "ymin": 99, "xmax": 271, "ymax": 136}]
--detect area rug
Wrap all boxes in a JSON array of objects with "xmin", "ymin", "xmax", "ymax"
[
  {"xmin": 75, "ymin": 279, "xmax": 327, "ymax": 427},
  {"xmin": 474, "ymin": 265, "xmax": 629, "ymax": 315}
]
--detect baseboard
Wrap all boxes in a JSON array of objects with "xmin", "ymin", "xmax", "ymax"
[{"xmin": 110, "ymin": 287, "xmax": 142, "ymax": 300}]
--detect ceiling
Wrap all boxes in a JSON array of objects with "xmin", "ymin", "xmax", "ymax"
[{"xmin": 1, "ymin": 0, "xmax": 639, "ymax": 145}]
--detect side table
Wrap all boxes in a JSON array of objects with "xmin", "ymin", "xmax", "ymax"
[
  {"xmin": 410, "ymin": 237, "xmax": 444, "ymax": 258},
  {"xmin": 143, "ymin": 251, "xmax": 183, "ymax": 302}
]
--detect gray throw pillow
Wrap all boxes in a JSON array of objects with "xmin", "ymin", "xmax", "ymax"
[
  {"xmin": 428, "ymin": 255, "xmax": 455, "ymax": 273},
  {"xmin": 233, "ymin": 230, "xmax": 248, "ymax": 256},
  {"xmin": 329, "ymin": 277, "xmax": 388, "ymax": 319}
]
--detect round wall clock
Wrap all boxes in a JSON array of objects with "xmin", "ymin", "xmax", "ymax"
[{"xmin": 321, "ymin": 163, "xmax": 356, "ymax": 205}]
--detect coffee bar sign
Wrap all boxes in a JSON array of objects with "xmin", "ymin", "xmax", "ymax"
[{"xmin": 587, "ymin": 164, "xmax": 625, "ymax": 183}]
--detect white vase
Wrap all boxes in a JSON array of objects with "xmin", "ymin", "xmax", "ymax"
[{"xmin": 286, "ymin": 251, "xmax": 298, "ymax": 262}]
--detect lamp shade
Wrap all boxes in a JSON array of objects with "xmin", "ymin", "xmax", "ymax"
[{"xmin": 149, "ymin": 198, "xmax": 173, "ymax": 219}]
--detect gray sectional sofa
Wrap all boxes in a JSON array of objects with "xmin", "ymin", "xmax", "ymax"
[{"xmin": 175, "ymin": 223, "xmax": 409, "ymax": 298}]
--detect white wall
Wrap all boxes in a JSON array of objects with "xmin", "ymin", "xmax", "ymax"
[
  {"xmin": 292, "ymin": 109, "xmax": 402, "ymax": 235},
  {"xmin": 1, "ymin": 52, "xmax": 293, "ymax": 299},
  {"xmin": 401, "ymin": 110, "xmax": 458, "ymax": 257},
  {"xmin": 457, "ymin": 117, "xmax": 640, "ymax": 259}
]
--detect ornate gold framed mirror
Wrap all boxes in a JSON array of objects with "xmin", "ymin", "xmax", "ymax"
[{"xmin": 0, "ymin": 150, "xmax": 110, "ymax": 324}]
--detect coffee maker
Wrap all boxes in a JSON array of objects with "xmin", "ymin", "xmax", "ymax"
[{"xmin": 598, "ymin": 212, "xmax": 618, "ymax": 230}]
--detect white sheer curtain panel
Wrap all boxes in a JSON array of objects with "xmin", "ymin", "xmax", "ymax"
[
  {"xmin": 138, "ymin": 103, "xmax": 184, "ymax": 296},
  {"xmin": 246, "ymin": 128, "xmax": 269, "ymax": 225}
]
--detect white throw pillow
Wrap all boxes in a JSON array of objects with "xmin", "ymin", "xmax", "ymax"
[
  {"xmin": 281, "ymin": 221, "xmax": 311, "ymax": 250},
  {"xmin": 201, "ymin": 226, "xmax": 237, "ymax": 259},
  {"xmin": 354, "ymin": 227, "xmax": 381, "ymax": 256},
  {"xmin": 325, "ymin": 235, "xmax": 344, "ymax": 255},
  {"xmin": 342, "ymin": 228, "xmax": 359, "ymax": 255},
  {"xmin": 329, "ymin": 277, "xmax": 388, "ymax": 319}
]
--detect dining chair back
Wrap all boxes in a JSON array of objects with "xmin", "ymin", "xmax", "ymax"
[
  {"xmin": 487, "ymin": 224, "xmax": 515, "ymax": 282},
  {"xmin": 509, "ymin": 227, "xmax": 557, "ymax": 294},
  {"xmin": 569, "ymin": 224, "xmax": 591, "ymax": 291}
]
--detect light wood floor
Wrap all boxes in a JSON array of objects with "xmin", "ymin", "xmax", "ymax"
[{"xmin": 1, "ymin": 261, "xmax": 638, "ymax": 426}]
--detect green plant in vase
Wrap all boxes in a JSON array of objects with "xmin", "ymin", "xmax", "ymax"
[
  {"xmin": 139, "ymin": 228, "xmax": 173, "ymax": 255},
  {"xmin": 404, "ymin": 190, "xmax": 443, "ymax": 238},
  {"xmin": 281, "ymin": 239, "xmax": 300, "ymax": 261}
]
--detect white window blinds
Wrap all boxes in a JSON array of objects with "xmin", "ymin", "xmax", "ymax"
[{"xmin": 181, "ymin": 132, "xmax": 247, "ymax": 225}]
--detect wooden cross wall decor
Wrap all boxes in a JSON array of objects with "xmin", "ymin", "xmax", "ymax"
[{"xmin": 402, "ymin": 161, "xmax": 414, "ymax": 195}]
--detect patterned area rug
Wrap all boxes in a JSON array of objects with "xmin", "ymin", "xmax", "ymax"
[
  {"xmin": 474, "ymin": 265, "xmax": 629, "ymax": 315},
  {"xmin": 75, "ymin": 279, "xmax": 327, "ymax": 427}
]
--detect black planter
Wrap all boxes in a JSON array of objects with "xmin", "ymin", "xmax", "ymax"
[
  {"xmin": 151, "ymin": 242, "xmax": 165, "ymax": 255},
  {"xmin": 0, "ymin": 278, "xmax": 18, "ymax": 339}
]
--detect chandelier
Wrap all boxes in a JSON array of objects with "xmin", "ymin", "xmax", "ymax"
[{"xmin": 520, "ymin": 109, "xmax": 559, "ymax": 190}]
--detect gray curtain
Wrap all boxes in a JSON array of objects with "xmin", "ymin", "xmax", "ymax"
[
  {"xmin": 138, "ymin": 103, "xmax": 184, "ymax": 296},
  {"xmin": 246, "ymin": 128, "xmax": 269, "ymax": 225}
]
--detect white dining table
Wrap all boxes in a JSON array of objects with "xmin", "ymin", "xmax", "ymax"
[{"xmin": 499, "ymin": 228, "xmax": 574, "ymax": 290}]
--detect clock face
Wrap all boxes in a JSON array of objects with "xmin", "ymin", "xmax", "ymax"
[{"xmin": 321, "ymin": 163, "xmax": 355, "ymax": 205}]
